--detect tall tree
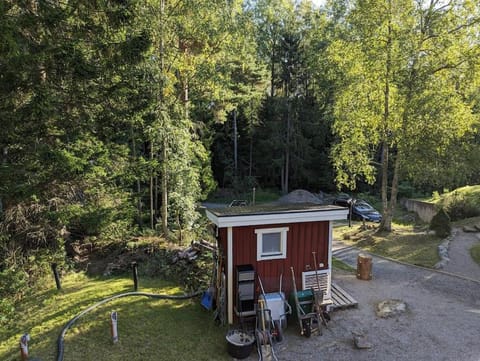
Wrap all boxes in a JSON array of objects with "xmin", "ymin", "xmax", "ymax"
[{"xmin": 329, "ymin": 0, "xmax": 480, "ymax": 231}]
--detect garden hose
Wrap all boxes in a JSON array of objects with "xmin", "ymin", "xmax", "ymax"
[{"xmin": 56, "ymin": 290, "xmax": 201, "ymax": 361}]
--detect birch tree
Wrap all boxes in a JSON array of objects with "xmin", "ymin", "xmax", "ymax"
[{"xmin": 329, "ymin": 0, "xmax": 480, "ymax": 231}]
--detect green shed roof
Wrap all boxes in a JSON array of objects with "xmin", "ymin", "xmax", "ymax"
[{"xmin": 206, "ymin": 203, "xmax": 348, "ymax": 228}]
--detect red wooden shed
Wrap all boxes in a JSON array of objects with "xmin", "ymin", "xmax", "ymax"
[{"xmin": 206, "ymin": 203, "xmax": 348, "ymax": 325}]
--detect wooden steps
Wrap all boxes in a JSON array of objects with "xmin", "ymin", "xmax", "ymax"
[{"xmin": 330, "ymin": 282, "xmax": 358, "ymax": 310}]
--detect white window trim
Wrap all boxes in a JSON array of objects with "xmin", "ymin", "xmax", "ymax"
[{"xmin": 255, "ymin": 227, "xmax": 289, "ymax": 261}]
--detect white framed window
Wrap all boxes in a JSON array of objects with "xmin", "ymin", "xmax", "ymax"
[{"xmin": 255, "ymin": 227, "xmax": 289, "ymax": 261}]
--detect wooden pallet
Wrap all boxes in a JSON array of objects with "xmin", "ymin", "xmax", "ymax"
[{"xmin": 330, "ymin": 282, "xmax": 358, "ymax": 310}]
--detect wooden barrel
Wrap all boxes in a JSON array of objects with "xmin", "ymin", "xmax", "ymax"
[{"xmin": 356, "ymin": 253, "xmax": 372, "ymax": 280}]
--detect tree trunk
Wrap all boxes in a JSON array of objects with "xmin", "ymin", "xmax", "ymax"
[
  {"xmin": 283, "ymin": 99, "xmax": 291, "ymax": 194},
  {"xmin": 161, "ymin": 141, "xmax": 168, "ymax": 237},
  {"xmin": 233, "ymin": 109, "xmax": 237, "ymax": 178},
  {"xmin": 388, "ymin": 152, "xmax": 401, "ymax": 224},
  {"xmin": 270, "ymin": 46, "xmax": 275, "ymax": 97},
  {"xmin": 0, "ymin": 147, "xmax": 7, "ymax": 215},
  {"xmin": 378, "ymin": 0, "xmax": 393, "ymax": 232},
  {"xmin": 154, "ymin": 175, "xmax": 158, "ymax": 221},
  {"xmin": 130, "ymin": 128, "xmax": 142, "ymax": 227},
  {"xmin": 280, "ymin": 164, "xmax": 285, "ymax": 194},
  {"xmin": 159, "ymin": 0, "xmax": 168, "ymax": 237},
  {"xmin": 379, "ymin": 141, "xmax": 391, "ymax": 231},
  {"xmin": 149, "ymin": 142, "xmax": 154, "ymax": 229},
  {"xmin": 249, "ymin": 134, "xmax": 253, "ymax": 177}
]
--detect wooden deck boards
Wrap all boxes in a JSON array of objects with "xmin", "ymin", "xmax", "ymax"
[{"xmin": 330, "ymin": 282, "xmax": 358, "ymax": 310}]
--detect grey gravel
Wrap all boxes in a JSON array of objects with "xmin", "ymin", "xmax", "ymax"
[
  {"xmin": 242, "ymin": 239, "xmax": 480, "ymax": 361},
  {"xmin": 442, "ymin": 228, "xmax": 480, "ymax": 280}
]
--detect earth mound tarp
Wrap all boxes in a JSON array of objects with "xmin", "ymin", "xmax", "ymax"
[{"xmin": 277, "ymin": 189, "xmax": 324, "ymax": 204}]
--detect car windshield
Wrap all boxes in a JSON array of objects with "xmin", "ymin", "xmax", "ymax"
[{"xmin": 355, "ymin": 201, "xmax": 375, "ymax": 211}]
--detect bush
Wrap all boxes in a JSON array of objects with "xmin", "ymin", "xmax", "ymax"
[
  {"xmin": 429, "ymin": 208, "xmax": 451, "ymax": 238},
  {"xmin": 139, "ymin": 247, "xmax": 212, "ymax": 292},
  {"xmin": 0, "ymin": 269, "xmax": 28, "ymax": 324},
  {"xmin": 444, "ymin": 192, "xmax": 480, "ymax": 221},
  {"xmin": 0, "ymin": 248, "xmax": 64, "ymax": 326},
  {"xmin": 0, "ymin": 231, "xmax": 68, "ymax": 326},
  {"xmin": 437, "ymin": 187, "xmax": 480, "ymax": 221}
]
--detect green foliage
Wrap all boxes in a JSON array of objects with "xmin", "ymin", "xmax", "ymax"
[
  {"xmin": 429, "ymin": 208, "xmax": 451, "ymax": 238},
  {"xmin": 2, "ymin": 0, "xmax": 480, "ymax": 318},
  {"xmin": 324, "ymin": 0, "xmax": 480, "ymax": 232},
  {"xmin": 0, "ymin": 241, "xmax": 67, "ymax": 327},
  {"xmin": 140, "ymin": 249, "xmax": 212, "ymax": 292},
  {"xmin": 0, "ymin": 267, "xmax": 27, "ymax": 324},
  {"xmin": 55, "ymin": 183, "xmax": 136, "ymax": 243},
  {"xmin": 436, "ymin": 187, "xmax": 480, "ymax": 221},
  {"xmin": 397, "ymin": 182, "xmax": 428, "ymax": 200}
]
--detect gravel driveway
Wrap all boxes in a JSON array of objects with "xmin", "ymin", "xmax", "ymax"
[
  {"xmin": 244, "ymin": 241, "xmax": 480, "ymax": 361},
  {"xmin": 443, "ymin": 229, "xmax": 480, "ymax": 281}
]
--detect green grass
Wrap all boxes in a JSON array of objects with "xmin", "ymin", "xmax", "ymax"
[
  {"xmin": 471, "ymin": 243, "xmax": 480, "ymax": 266},
  {"xmin": 0, "ymin": 273, "xmax": 228, "ymax": 361},
  {"xmin": 427, "ymin": 185, "xmax": 480, "ymax": 204},
  {"xmin": 334, "ymin": 221, "xmax": 442, "ymax": 268},
  {"xmin": 452, "ymin": 215, "xmax": 480, "ymax": 227},
  {"xmin": 426, "ymin": 185, "xmax": 480, "ymax": 220},
  {"xmin": 332, "ymin": 257, "xmax": 356, "ymax": 273}
]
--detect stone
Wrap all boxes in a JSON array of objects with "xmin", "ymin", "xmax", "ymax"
[
  {"xmin": 353, "ymin": 334, "xmax": 373, "ymax": 349},
  {"xmin": 352, "ymin": 331, "xmax": 373, "ymax": 349},
  {"xmin": 376, "ymin": 299, "xmax": 407, "ymax": 318},
  {"xmin": 462, "ymin": 226, "xmax": 478, "ymax": 233}
]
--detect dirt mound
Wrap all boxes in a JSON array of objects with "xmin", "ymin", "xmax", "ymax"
[{"xmin": 277, "ymin": 189, "xmax": 324, "ymax": 204}]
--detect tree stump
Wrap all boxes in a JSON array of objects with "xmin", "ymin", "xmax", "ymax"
[{"xmin": 356, "ymin": 253, "xmax": 372, "ymax": 280}]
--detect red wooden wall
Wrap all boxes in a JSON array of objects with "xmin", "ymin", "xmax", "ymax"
[{"xmin": 216, "ymin": 221, "xmax": 330, "ymax": 310}]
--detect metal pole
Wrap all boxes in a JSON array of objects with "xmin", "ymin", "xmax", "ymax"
[{"xmin": 51, "ymin": 263, "xmax": 61, "ymax": 290}]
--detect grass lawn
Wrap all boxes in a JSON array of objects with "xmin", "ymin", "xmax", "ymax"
[
  {"xmin": 333, "ymin": 221, "xmax": 442, "ymax": 268},
  {"xmin": 471, "ymin": 243, "xmax": 480, "ymax": 266},
  {"xmin": 0, "ymin": 273, "xmax": 229, "ymax": 361},
  {"xmin": 332, "ymin": 257, "xmax": 356, "ymax": 273}
]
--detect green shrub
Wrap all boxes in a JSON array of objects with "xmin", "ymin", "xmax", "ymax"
[
  {"xmin": 0, "ymin": 238, "xmax": 68, "ymax": 326},
  {"xmin": 443, "ymin": 191, "xmax": 480, "ymax": 221},
  {"xmin": 429, "ymin": 208, "xmax": 451, "ymax": 238},
  {"xmin": 56, "ymin": 187, "xmax": 136, "ymax": 243},
  {"xmin": 435, "ymin": 186, "xmax": 480, "ymax": 221},
  {"xmin": 139, "ymin": 248, "xmax": 212, "ymax": 292}
]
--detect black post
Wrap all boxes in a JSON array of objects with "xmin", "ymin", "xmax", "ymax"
[
  {"xmin": 131, "ymin": 262, "xmax": 138, "ymax": 291},
  {"xmin": 348, "ymin": 199, "xmax": 352, "ymax": 227},
  {"xmin": 51, "ymin": 263, "xmax": 61, "ymax": 290}
]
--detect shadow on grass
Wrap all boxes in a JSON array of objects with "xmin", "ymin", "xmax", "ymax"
[
  {"xmin": 0, "ymin": 275, "xmax": 225, "ymax": 361},
  {"xmin": 355, "ymin": 232, "xmax": 441, "ymax": 268}
]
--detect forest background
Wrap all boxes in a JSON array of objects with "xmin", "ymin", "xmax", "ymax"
[{"xmin": 1, "ymin": 0, "xmax": 479, "ymax": 322}]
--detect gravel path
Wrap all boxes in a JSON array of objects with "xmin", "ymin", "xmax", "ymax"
[
  {"xmin": 243, "ymin": 241, "xmax": 480, "ymax": 361},
  {"xmin": 443, "ymin": 229, "xmax": 480, "ymax": 281}
]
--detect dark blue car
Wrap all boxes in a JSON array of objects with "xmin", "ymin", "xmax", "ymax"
[{"xmin": 334, "ymin": 197, "xmax": 382, "ymax": 223}]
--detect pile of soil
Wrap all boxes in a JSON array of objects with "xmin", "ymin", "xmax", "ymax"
[{"xmin": 277, "ymin": 189, "xmax": 331, "ymax": 204}]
